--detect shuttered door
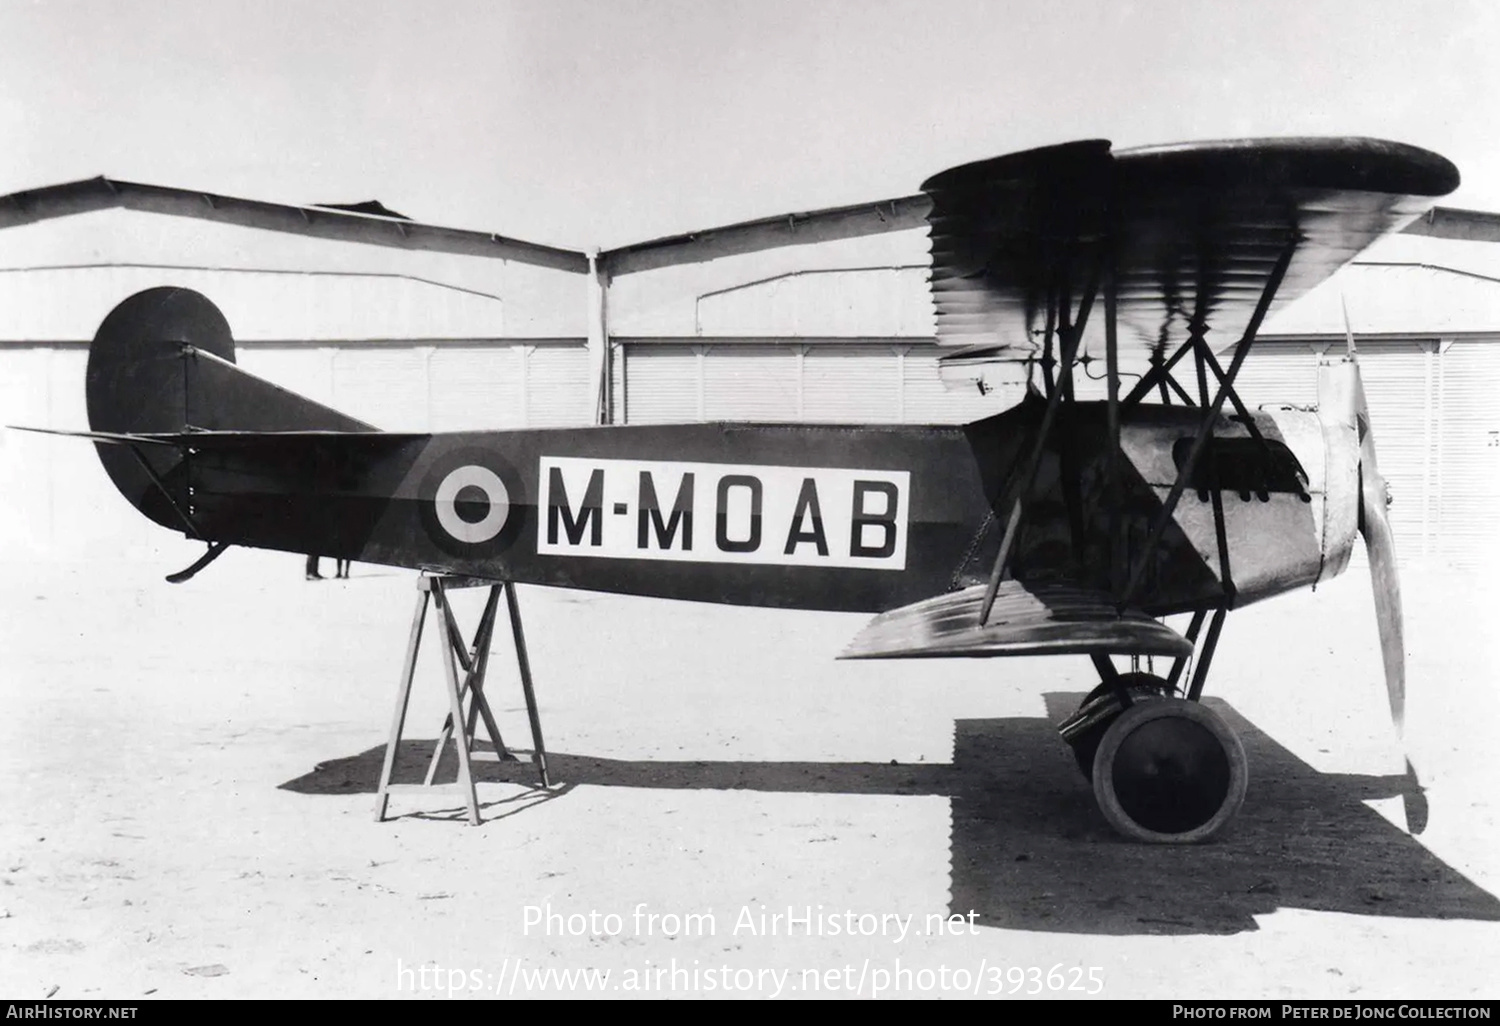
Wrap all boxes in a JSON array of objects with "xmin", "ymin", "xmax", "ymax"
[
  {"xmin": 331, "ymin": 348, "xmax": 430, "ymax": 431},
  {"xmin": 701, "ymin": 344, "xmax": 800, "ymax": 421},
  {"xmin": 801, "ymin": 345, "xmax": 902, "ymax": 422},
  {"xmin": 429, "ymin": 346, "xmax": 527, "ymax": 430},
  {"xmin": 621, "ymin": 343, "xmax": 700, "ymax": 424},
  {"xmin": 1356, "ymin": 342, "xmax": 1435, "ymax": 559},
  {"xmin": 525, "ymin": 343, "xmax": 592, "ymax": 427},
  {"xmin": 901, "ymin": 344, "xmax": 1024, "ymax": 424},
  {"xmin": 1225, "ymin": 342, "xmax": 1321, "ymax": 410},
  {"xmin": 1437, "ymin": 340, "xmax": 1500, "ymax": 566}
]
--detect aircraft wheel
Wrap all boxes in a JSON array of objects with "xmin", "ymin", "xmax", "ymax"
[
  {"xmin": 1091, "ymin": 697, "xmax": 1247, "ymax": 844},
  {"xmin": 1067, "ymin": 672, "xmax": 1170, "ymax": 778}
]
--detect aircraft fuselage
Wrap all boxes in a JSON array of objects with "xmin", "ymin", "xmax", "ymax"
[{"xmin": 165, "ymin": 396, "xmax": 1352, "ymax": 616}]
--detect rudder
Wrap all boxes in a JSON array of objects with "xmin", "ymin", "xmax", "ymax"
[{"xmin": 86, "ymin": 286, "xmax": 373, "ymax": 533}]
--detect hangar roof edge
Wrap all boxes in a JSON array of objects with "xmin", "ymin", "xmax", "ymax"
[
  {"xmin": 0, "ymin": 176, "xmax": 591, "ymax": 275},
  {"xmin": 2, "ymin": 177, "xmax": 1496, "ymax": 282},
  {"xmin": 1258, "ymin": 259, "xmax": 1500, "ymax": 338}
]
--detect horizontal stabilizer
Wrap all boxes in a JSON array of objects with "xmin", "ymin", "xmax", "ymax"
[
  {"xmin": 9, "ymin": 425, "xmax": 425, "ymax": 448},
  {"xmin": 840, "ymin": 581, "xmax": 1192, "ymax": 660},
  {"xmin": 8, "ymin": 425, "xmax": 180, "ymax": 446}
]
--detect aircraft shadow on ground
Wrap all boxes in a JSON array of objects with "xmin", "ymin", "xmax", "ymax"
[{"xmin": 280, "ymin": 693, "xmax": 1500, "ymax": 936}]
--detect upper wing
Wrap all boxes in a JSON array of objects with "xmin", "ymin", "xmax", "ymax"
[
  {"xmin": 923, "ymin": 137, "xmax": 1460, "ymax": 362},
  {"xmin": 839, "ymin": 579, "xmax": 1192, "ymax": 660}
]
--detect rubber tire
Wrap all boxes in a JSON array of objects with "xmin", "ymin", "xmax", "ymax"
[
  {"xmin": 1091, "ymin": 697, "xmax": 1248, "ymax": 844},
  {"xmin": 1068, "ymin": 672, "xmax": 1171, "ymax": 778}
]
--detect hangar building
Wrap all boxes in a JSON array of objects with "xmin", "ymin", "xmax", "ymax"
[{"xmin": 1, "ymin": 177, "xmax": 1497, "ymax": 565}]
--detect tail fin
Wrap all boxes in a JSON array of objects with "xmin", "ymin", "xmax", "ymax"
[{"xmin": 87, "ymin": 286, "xmax": 372, "ymax": 533}]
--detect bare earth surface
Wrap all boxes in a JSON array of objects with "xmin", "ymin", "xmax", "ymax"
[{"xmin": 2, "ymin": 552, "xmax": 1497, "ymax": 1000}]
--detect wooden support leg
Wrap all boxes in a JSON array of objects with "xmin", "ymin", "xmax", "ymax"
[
  {"xmin": 375, "ymin": 589, "xmax": 430, "ymax": 822},
  {"xmin": 439, "ymin": 588, "xmax": 475, "ymax": 674},
  {"xmin": 422, "ymin": 582, "xmax": 462, "ymax": 787},
  {"xmin": 505, "ymin": 581, "xmax": 551, "ymax": 788},
  {"xmin": 423, "ymin": 585, "xmax": 511, "ymax": 784},
  {"xmin": 466, "ymin": 587, "xmax": 507, "ymax": 756},
  {"xmin": 464, "ymin": 696, "xmax": 481, "ymax": 754},
  {"xmin": 467, "ymin": 587, "xmax": 514, "ymax": 761},
  {"xmin": 432, "ymin": 581, "xmax": 482, "ymax": 825}
]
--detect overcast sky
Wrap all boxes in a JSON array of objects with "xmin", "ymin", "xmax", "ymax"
[{"xmin": 3, "ymin": 0, "xmax": 1497, "ymax": 250}]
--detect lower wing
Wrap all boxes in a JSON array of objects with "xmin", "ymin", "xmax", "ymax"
[{"xmin": 840, "ymin": 580, "xmax": 1191, "ymax": 659}]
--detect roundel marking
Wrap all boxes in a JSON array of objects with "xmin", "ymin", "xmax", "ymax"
[{"xmin": 433, "ymin": 464, "xmax": 510, "ymax": 544}]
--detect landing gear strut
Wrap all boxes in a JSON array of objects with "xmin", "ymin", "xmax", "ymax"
[
  {"xmin": 1061, "ymin": 671, "xmax": 1171, "ymax": 777},
  {"xmin": 1062, "ymin": 610, "xmax": 1246, "ymax": 843}
]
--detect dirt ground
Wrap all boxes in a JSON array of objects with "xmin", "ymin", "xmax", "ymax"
[{"xmin": 2, "ymin": 550, "xmax": 1497, "ymax": 1000}]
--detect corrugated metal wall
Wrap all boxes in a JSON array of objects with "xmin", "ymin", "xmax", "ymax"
[
  {"xmin": 1437, "ymin": 340, "xmax": 1500, "ymax": 564},
  {"xmin": 615, "ymin": 340, "xmax": 1021, "ymax": 425},
  {"xmin": 428, "ymin": 348, "xmax": 528, "ymax": 430},
  {"xmin": 701, "ymin": 344, "xmax": 801, "ymax": 421},
  {"xmin": 615, "ymin": 345, "xmax": 700, "ymax": 423},
  {"xmin": 1230, "ymin": 344, "xmax": 1323, "ymax": 409},
  {"xmin": 523, "ymin": 345, "xmax": 593, "ymax": 428},
  {"xmin": 1356, "ymin": 342, "xmax": 1437, "ymax": 555},
  {"xmin": 802, "ymin": 346, "xmax": 902, "ymax": 421},
  {"xmin": 329, "ymin": 348, "xmax": 431, "ymax": 430}
]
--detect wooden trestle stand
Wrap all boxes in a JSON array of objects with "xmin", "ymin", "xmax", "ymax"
[{"xmin": 375, "ymin": 575, "xmax": 550, "ymax": 825}]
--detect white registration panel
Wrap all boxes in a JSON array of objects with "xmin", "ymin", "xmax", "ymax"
[{"xmin": 537, "ymin": 456, "xmax": 909, "ymax": 570}]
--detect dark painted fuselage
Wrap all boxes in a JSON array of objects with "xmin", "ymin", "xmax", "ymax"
[{"xmin": 141, "ymin": 396, "xmax": 1342, "ymax": 617}]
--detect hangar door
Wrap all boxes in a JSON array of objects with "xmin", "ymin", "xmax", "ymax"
[
  {"xmin": 614, "ymin": 340, "xmax": 1019, "ymax": 425},
  {"xmin": 1229, "ymin": 340, "xmax": 1437, "ymax": 560},
  {"xmin": 1437, "ymin": 340, "xmax": 1500, "ymax": 564},
  {"xmin": 240, "ymin": 340, "xmax": 593, "ymax": 432}
]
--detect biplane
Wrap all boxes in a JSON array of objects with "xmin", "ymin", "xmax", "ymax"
[{"xmin": 21, "ymin": 137, "xmax": 1459, "ymax": 843}]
